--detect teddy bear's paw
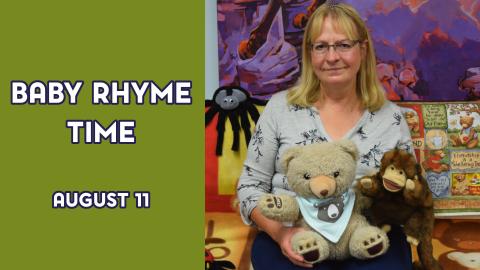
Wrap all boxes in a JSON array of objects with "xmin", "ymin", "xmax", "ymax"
[
  {"xmin": 349, "ymin": 226, "xmax": 389, "ymax": 259},
  {"xmin": 292, "ymin": 231, "xmax": 329, "ymax": 264},
  {"xmin": 258, "ymin": 194, "xmax": 296, "ymax": 221},
  {"xmin": 405, "ymin": 179, "xmax": 415, "ymax": 191},
  {"xmin": 406, "ymin": 235, "xmax": 419, "ymax": 246},
  {"xmin": 359, "ymin": 178, "xmax": 373, "ymax": 189}
]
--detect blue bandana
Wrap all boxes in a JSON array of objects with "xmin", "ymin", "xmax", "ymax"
[{"xmin": 296, "ymin": 189, "xmax": 355, "ymax": 243}]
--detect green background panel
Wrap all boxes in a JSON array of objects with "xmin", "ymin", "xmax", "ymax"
[
  {"xmin": 422, "ymin": 104, "xmax": 448, "ymax": 129},
  {"xmin": 0, "ymin": 1, "xmax": 204, "ymax": 269}
]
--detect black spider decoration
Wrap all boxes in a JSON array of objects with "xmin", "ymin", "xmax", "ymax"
[{"xmin": 205, "ymin": 86, "xmax": 266, "ymax": 156}]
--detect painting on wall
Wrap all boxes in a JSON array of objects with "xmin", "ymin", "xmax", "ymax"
[{"xmin": 216, "ymin": 0, "xmax": 480, "ymax": 101}]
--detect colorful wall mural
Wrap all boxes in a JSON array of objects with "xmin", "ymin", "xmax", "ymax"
[{"xmin": 216, "ymin": 0, "xmax": 480, "ymax": 101}]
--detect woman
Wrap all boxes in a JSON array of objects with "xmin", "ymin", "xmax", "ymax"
[{"xmin": 237, "ymin": 3, "xmax": 414, "ymax": 270}]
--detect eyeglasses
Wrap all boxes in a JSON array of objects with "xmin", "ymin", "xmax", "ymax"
[{"xmin": 310, "ymin": 40, "xmax": 361, "ymax": 55}]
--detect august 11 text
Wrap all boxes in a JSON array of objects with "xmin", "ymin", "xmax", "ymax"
[{"xmin": 52, "ymin": 191, "xmax": 150, "ymax": 209}]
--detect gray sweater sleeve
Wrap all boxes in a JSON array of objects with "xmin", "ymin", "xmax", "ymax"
[
  {"xmin": 396, "ymin": 108, "xmax": 415, "ymax": 155},
  {"xmin": 236, "ymin": 97, "xmax": 280, "ymax": 225}
]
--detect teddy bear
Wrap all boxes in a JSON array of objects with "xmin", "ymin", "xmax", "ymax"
[
  {"xmin": 450, "ymin": 115, "xmax": 478, "ymax": 149},
  {"xmin": 358, "ymin": 148, "xmax": 442, "ymax": 270},
  {"xmin": 405, "ymin": 110, "xmax": 420, "ymax": 134},
  {"xmin": 452, "ymin": 173, "xmax": 470, "ymax": 196},
  {"xmin": 258, "ymin": 140, "xmax": 389, "ymax": 264},
  {"xmin": 422, "ymin": 150, "xmax": 450, "ymax": 173}
]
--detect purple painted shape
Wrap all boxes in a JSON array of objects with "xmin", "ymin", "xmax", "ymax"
[
  {"xmin": 351, "ymin": 0, "xmax": 480, "ymax": 101},
  {"xmin": 237, "ymin": 9, "xmax": 300, "ymax": 99},
  {"xmin": 216, "ymin": 0, "xmax": 480, "ymax": 101}
]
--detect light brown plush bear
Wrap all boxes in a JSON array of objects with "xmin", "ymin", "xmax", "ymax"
[{"xmin": 258, "ymin": 140, "xmax": 389, "ymax": 264}]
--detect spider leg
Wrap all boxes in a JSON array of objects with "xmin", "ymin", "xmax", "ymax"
[
  {"xmin": 246, "ymin": 103, "xmax": 260, "ymax": 122},
  {"xmin": 216, "ymin": 112, "xmax": 227, "ymax": 155},
  {"xmin": 205, "ymin": 106, "xmax": 219, "ymax": 126},
  {"xmin": 228, "ymin": 112, "xmax": 241, "ymax": 152},
  {"xmin": 251, "ymin": 98, "xmax": 267, "ymax": 106},
  {"xmin": 239, "ymin": 108, "xmax": 252, "ymax": 145},
  {"xmin": 205, "ymin": 100, "xmax": 214, "ymax": 107}
]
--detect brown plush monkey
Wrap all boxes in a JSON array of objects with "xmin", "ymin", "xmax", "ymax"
[{"xmin": 358, "ymin": 149, "xmax": 442, "ymax": 270}]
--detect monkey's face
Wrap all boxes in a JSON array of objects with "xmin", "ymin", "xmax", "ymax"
[{"xmin": 382, "ymin": 164, "xmax": 407, "ymax": 192}]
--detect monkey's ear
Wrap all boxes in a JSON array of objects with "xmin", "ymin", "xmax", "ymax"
[
  {"xmin": 336, "ymin": 139, "xmax": 358, "ymax": 160},
  {"xmin": 381, "ymin": 149, "xmax": 395, "ymax": 165},
  {"xmin": 281, "ymin": 146, "xmax": 302, "ymax": 172}
]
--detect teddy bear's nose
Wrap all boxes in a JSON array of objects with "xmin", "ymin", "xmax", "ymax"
[{"xmin": 320, "ymin": 190, "xmax": 328, "ymax": 196}]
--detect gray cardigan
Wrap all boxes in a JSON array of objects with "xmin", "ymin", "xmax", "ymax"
[{"xmin": 237, "ymin": 90, "xmax": 413, "ymax": 225}]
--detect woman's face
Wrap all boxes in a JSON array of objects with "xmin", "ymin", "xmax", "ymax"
[{"xmin": 310, "ymin": 16, "xmax": 365, "ymax": 89}]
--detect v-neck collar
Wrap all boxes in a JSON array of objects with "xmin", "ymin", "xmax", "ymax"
[{"xmin": 309, "ymin": 106, "xmax": 369, "ymax": 142}]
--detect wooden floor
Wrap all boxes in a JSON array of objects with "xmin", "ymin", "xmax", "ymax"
[
  {"xmin": 412, "ymin": 219, "xmax": 480, "ymax": 269},
  {"xmin": 206, "ymin": 213, "xmax": 480, "ymax": 270}
]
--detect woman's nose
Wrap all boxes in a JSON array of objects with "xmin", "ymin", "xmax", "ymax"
[{"xmin": 325, "ymin": 47, "xmax": 340, "ymax": 62}]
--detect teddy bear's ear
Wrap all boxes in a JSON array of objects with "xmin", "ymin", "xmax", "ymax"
[
  {"xmin": 281, "ymin": 146, "xmax": 301, "ymax": 171},
  {"xmin": 336, "ymin": 139, "xmax": 358, "ymax": 160}
]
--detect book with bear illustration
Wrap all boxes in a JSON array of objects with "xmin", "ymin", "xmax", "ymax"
[{"xmin": 398, "ymin": 102, "xmax": 480, "ymax": 217}]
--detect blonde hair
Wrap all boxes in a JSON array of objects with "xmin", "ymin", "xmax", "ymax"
[{"xmin": 287, "ymin": 3, "xmax": 385, "ymax": 112}]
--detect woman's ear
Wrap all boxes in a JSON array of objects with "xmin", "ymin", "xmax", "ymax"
[{"xmin": 360, "ymin": 40, "xmax": 368, "ymax": 59}]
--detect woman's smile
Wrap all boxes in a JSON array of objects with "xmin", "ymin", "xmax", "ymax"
[{"xmin": 321, "ymin": 66, "xmax": 347, "ymax": 71}]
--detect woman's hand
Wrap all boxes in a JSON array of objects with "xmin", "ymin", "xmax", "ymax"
[
  {"xmin": 251, "ymin": 207, "xmax": 313, "ymax": 268},
  {"xmin": 274, "ymin": 226, "xmax": 313, "ymax": 268}
]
